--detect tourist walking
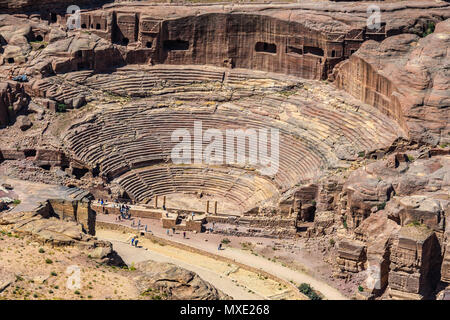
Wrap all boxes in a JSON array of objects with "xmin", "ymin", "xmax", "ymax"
[
  {"xmin": 218, "ymin": 243, "xmax": 222, "ymax": 251},
  {"xmin": 183, "ymin": 231, "xmax": 186, "ymax": 239}
]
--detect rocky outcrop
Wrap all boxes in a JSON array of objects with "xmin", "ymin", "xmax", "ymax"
[
  {"xmin": 333, "ymin": 19, "xmax": 450, "ymax": 146},
  {"xmin": 336, "ymin": 239, "xmax": 366, "ymax": 274},
  {"xmin": 0, "ymin": 81, "xmax": 29, "ymax": 126},
  {"xmin": 0, "ymin": 199, "xmax": 121, "ymax": 265},
  {"xmin": 135, "ymin": 260, "xmax": 230, "ymax": 300},
  {"xmin": 0, "ymin": 0, "xmax": 109, "ymax": 14},
  {"xmin": 388, "ymin": 224, "xmax": 442, "ymax": 300},
  {"xmin": 333, "ymin": 153, "xmax": 449, "ymax": 299}
]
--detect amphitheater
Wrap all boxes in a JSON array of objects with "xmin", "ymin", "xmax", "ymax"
[{"xmin": 0, "ymin": 0, "xmax": 449, "ymax": 300}]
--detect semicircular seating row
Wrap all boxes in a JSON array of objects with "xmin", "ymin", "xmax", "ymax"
[
  {"xmin": 32, "ymin": 65, "xmax": 298, "ymax": 102},
  {"xmin": 115, "ymin": 165, "xmax": 280, "ymax": 212},
  {"xmin": 66, "ymin": 107, "xmax": 324, "ymax": 189},
  {"xmin": 65, "ymin": 99, "xmax": 400, "ymax": 209},
  {"xmin": 62, "ymin": 66, "xmax": 402, "ymax": 209}
]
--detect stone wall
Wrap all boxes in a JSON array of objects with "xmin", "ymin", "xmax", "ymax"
[{"xmin": 48, "ymin": 199, "xmax": 96, "ymax": 235}]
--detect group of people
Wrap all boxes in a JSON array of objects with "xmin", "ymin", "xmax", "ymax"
[
  {"xmin": 165, "ymin": 228, "xmax": 187, "ymax": 239},
  {"xmin": 129, "ymin": 235, "xmax": 139, "ymax": 247}
]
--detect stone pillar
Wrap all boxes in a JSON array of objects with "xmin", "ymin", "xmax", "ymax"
[
  {"xmin": 214, "ymin": 201, "xmax": 218, "ymax": 214},
  {"xmin": 205, "ymin": 200, "xmax": 210, "ymax": 214},
  {"xmin": 163, "ymin": 195, "xmax": 166, "ymax": 208}
]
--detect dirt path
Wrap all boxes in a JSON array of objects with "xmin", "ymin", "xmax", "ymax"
[
  {"xmin": 98, "ymin": 229, "xmax": 300, "ymax": 300},
  {"xmin": 97, "ymin": 218, "xmax": 348, "ymax": 300}
]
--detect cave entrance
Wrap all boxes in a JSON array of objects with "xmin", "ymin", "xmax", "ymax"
[
  {"xmin": 35, "ymin": 35, "xmax": 43, "ymax": 42},
  {"xmin": 163, "ymin": 40, "xmax": 189, "ymax": 51},
  {"xmin": 24, "ymin": 150, "xmax": 36, "ymax": 158},
  {"xmin": 303, "ymin": 46, "xmax": 324, "ymax": 56},
  {"xmin": 73, "ymin": 167, "xmax": 89, "ymax": 179},
  {"xmin": 122, "ymin": 38, "xmax": 129, "ymax": 46},
  {"xmin": 255, "ymin": 42, "xmax": 277, "ymax": 54},
  {"xmin": 287, "ymin": 46, "xmax": 303, "ymax": 56}
]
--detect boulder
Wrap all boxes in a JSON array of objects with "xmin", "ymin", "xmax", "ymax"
[
  {"xmin": 17, "ymin": 115, "xmax": 32, "ymax": 131},
  {"xmin": 135, "ymin": 261, "xmax": 231, "ymax": 300}
]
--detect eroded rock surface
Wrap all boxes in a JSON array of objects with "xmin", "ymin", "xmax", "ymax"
[{"xmin": 135, "ymin": 261, "xmax": 231, "ymax": 300}]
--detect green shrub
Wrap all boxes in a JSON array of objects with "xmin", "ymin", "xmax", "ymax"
[
  {"xmin": 45, "ymin": 258, "xmax": 53, "ymax": 264},
  {"xmin": 409, "ymin": 220, "xmax": 421, "ymax": 227},
  {"xmin": 221, "ymin": 238, "xmax": 231, "ymax": 244},
  {"xmin": 329, "ymin": 238, "xmax": 335, "ymax": 246},
  {"xmin": 377, "ymin": 202, "xmax": 386, "ymax": 210},
  {"xmin": 50, "ymin": 271, "xmax": 57, "ymax": 276},
  {"xmin": 342, "ymin": 217, "xmax": 348, "ymax": 229},
  {"xmin": 298, "ymin": 283, "xmax": 322, "ymax": 300},
  {"xmin": 421, "ymin": 21, "xmax": 435, "ymax": 37},
  {"xmin": 56, "ymin": 103, "xmax": 67, "ymax": 113},
  {"xmin": 13, "ymin": 199, "xmax": 21, "ymax": 205},
  {"xmin": 39, "ymin": 248, "xmax": 45, "ymax": 254},
  {"xmin": 358, "ymin": 285, "xmax": 364, "ymax": 292}
]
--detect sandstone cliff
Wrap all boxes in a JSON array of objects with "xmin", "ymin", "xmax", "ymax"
[{"xmin": 333, "ymin": 19, "xmax": 450, "ymax": 146}]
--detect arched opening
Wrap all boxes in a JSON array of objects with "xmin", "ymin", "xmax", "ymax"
[
  {"xmin": 331, "ymin": 50, "xmax": 336, "ymax": 57},
  {"xmin": 7, "ymin": 58, "xmax": 14, "ymax": 64},
  {"xmin": 24, "ymin": 150, "xmax": 36, "ymax": 158},
  {"xmin": 35, "ymin": 35, "xmax": 43, "ymax": 42},
  {"xmin": 163, "ymin": 39, "xmax": 189, "ymax": 51},
  {"xmin": 287, "ymin": 46, "xmax": 302, "ymax": 56},
  {"xmin": 146, "ymin": 41, "xmax": 153, "ymax": 48},
  {"xmin": 72, "ymin": 167, "xmax": 89, "ymax": 179},
  {"xmin": 96, "ymin": 23, "xmax": 101, "ymax": 30},
  {"xmin": 255, "ymin": 42, "xmax": 277, "ymax": 54},
  {"xmin": 303, "ymin": 46, "xmax": 324, "ymax": 56},
  {"xmin": 122, "ymin": 37, "xmax": 129, "ymax": 46},
  {"xmin": 50, "ymin": 13, "xmax": 57, "ymax": 23},
  {"xmin": 81, "ymin": 23, "xmax": 87, "ymax": 29}
]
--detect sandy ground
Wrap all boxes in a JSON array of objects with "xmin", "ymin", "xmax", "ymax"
[
  {"xmin": 97, "ymin": 229, "xmax": 299, "ymax": 300},
  {"xmin": 98, "ymin": 213, "xmax": 349, "ymax": 300},
  {"xmin": 0, "ymin": 227, "xmax": 140, "ymax": 300}
]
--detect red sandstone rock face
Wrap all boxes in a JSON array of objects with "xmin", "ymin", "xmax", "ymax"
[
  {"xmin": 336, "ymin": 154, "xmax": 449, "ymax": 299},
  {"xmin": 334, "ymin": 19, "xmax": 450, "ymax": 146},
  {"xmin": 0, "ymin": 0, "xmax": 109, "ymax": 14},
  {"xmin": 50, "ymin": 1, "xmax": 450, "ymax": 80}
]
